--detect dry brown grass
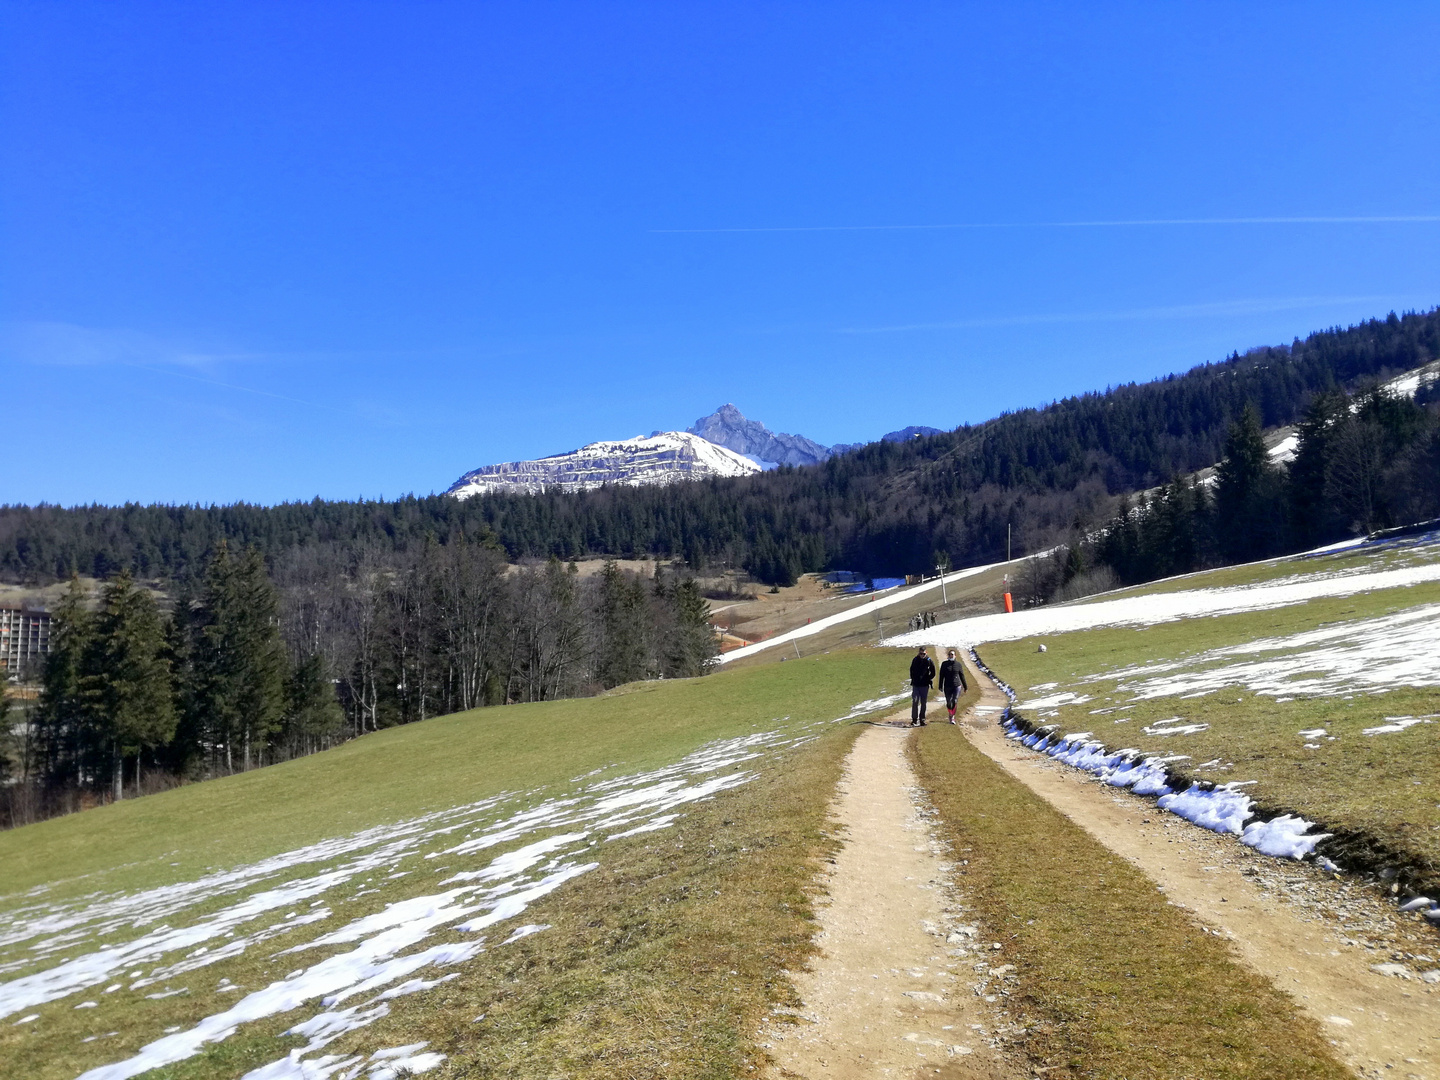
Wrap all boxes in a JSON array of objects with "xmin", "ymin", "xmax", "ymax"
[
  {"xmin": 910, "ymin": 722, "xmax": 1351, "ymax": 1080},
  {"xmin": 334, "ymin": 724, "xmax": 862, "ymax": 1079}
]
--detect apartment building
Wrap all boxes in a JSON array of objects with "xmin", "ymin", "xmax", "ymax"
[{"xmin": 0, "ymin": 606, "xmax": 51, "ymax": 674}]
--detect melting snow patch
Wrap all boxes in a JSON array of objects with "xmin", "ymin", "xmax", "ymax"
[
  {"xmin": 1362, "ymin": 715, "xmax": 1436, "ymax": 736},
  {"xmin": 1141, "ymin": 718, "xmax": 1209, "ymax": 737},
  {"xmin": 3, "ymin": 722, "xmax": 836, "ymax": 1080},
  {"xmin": 1240, "ymin": 815, "xmax": 1332, "ymax": 859},
  {"xmin": 1019, "ymin": 691, "xmax": 1091, "ymax": 710},
  {"xmin": 1156, "ymin": 784, "xmax": 1253, "ymax": 835},
  {"xmin": 884, "ymin": 563, "xmax": 1440, "ymax": 651}
]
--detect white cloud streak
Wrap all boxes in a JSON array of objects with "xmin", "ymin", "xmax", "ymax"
[
  {"xmin": 653, "ymin": 215, "xmax": 1440, "ymax": 235},
  {"xmin": 838, "ymin": 295, "xmax": 1410, "ymax": 335}
]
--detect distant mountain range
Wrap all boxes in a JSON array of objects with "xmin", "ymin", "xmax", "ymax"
[{"xmin": 445, "ymin": 405, "xmax": 945, "ymax": 496}]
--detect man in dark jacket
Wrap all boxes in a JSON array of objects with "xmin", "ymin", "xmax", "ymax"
[
  {"xmin": 909, "ymin": 646, "xmax": 935, "ymax": 726},
  {"xmin": 938, "ymin": 648, "xmax": 969, "ymax": 723}
]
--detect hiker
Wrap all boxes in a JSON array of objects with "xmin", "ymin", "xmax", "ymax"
[
  {"xmin": 939, "ymin": 648, "xmax": 968, "ymax": 724},
  {"xmin": 909, "ymin": 646, "xmax": 935, "ymax": 726}
]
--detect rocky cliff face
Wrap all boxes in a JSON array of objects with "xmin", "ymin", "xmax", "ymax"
[
  {"xmin": 687, "ymin": 404, "xmax": 833, "ymax": 467},
  {"xmin": 446, "ymin": 432, "xmax": 760, "ymax": 498}
]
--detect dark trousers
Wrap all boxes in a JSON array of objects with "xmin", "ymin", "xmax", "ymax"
[
  {"xmin": 944, "ymin": 686, "xmax": 960, "ymax": 711},
  {"xmin": 910, "ymin": 685, "xmax": 929, "ymax": 722}
]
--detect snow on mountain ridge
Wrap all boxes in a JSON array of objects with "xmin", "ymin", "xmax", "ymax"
[
  {"xmin": 687, "ymin": 404, "xmax": 832, "ymax": 467},
  {"xmin": 446, "ymin": 431, "xmax": 759, "ymax": 499}
]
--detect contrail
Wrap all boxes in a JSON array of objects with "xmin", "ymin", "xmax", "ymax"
[
  {"xmin": 838, "ymin": 295, "xmax": 1407, "ymax": 334},
  {"xmin": 652, "ymin": 215, "xmax": 1440, "ymax": 235},
  {"xmin": 131, "ymin": 363, "xmax": 345, "ymax": 413}
]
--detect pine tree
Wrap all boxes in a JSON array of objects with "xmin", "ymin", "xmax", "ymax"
[
  {"xmin": 86, "ymin": 571, "xmax": 175, "ymax": 799},
  {"xmin": 282, "ymin": 653, "xmax": 345, "ymax": 757},
  {"xmin": 189, "ymin": 544, "xmax": 287, "ymax": 773},
  {"xmin": 664, "ymin": 578, "xmax": 717, "ymax": 678},
  {"xmin": 34, "ymin": 577, "xmax": 92, "ymax": 789},
  {"xmin": 1214, "ymin": 405, "xmax": 1285, "ymax": 562},
  {"xmin": 1288, "ymin": 391, "xmax": 1350, "ymax": 547}
]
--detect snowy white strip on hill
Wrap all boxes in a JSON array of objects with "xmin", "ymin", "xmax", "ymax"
[
  {"xmin": 717, "ymin": 561, "xmax": 1002, "ymax": 664},
  {"xmin": 885, "ymin": 560, "xmax": 1440, "ymax": 651},
  {"xmin": 1095, "ymin": 603, "xmax": 1440, "ymax": 700},
  {"xmin": 1, "ymin": 693, "xmax": 899, "ymax": 1079}
]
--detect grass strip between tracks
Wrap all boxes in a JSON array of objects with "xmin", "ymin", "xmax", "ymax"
[{"xmin": 910, "ymin": 720, "xmax": 1351, "ymax": 1080}]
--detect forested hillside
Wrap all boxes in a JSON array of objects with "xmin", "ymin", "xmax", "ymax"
[{"xmin": 2, "ymin": 308, "xmax": 1437, "ymax": 585}]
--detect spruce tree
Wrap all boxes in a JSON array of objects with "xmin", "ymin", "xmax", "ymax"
[
  {"xmin": 1214, "ymin": 405, "xmax": 1285, "ymax": 562},
  {"xmin": 86, "ymin": 571, "xmax": 175, "ymax": 798},
  {"xmin": 664, "ymin": 577, "xmax": 716, "ymax": 678},
  {"xmin": 34, "ymin": 577, "xmax": 93, "ymax": 789},
  {"xmin": 282, "ymin": 653, "xmax": 345, "ymax": 757},
  {"xmin": 1288, "ymin": 391, "xmax": 1350, "ymax": 547},
  {"xmin": 190, "ymin": 544, "xmax": 287, "ymax": 772}
]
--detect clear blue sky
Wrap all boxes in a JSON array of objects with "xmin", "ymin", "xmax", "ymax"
[{"xmin": 2, "ymin": 2, "xmax": 1437, "ymax": 506}]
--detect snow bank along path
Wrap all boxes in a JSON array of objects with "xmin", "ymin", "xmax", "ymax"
[
  {"xmin": 958, "ymin": 665, "xmax": 1440, "ymax": 1079},
  {"xmin": 968, "ymin": 652, "xmax": 1338, "ymax": 867},
  {"xmin": 0, "ymin": 696, "xmax": 901, "ymax": 1080},
  {"xmin": 716, "ymin": 561, "xmax": 1002, "ymax": 665},
  {"xmin": 883, "ymin": 559, "xmax": 1440, "ymax": 651},
  {"xmin": 974, "ymin": 627, "xmax": 1440, "ymax": 924}
]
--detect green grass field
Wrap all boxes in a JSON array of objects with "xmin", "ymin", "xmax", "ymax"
[
  {"xmin": 0, "ymin": 650, "xmax": 906, "ymax": 1080},
  {"xmin": 2, "ymin": 634, "xmax": 1370, "ymax": 1080},
  {"xmin": 980, "ymin": 548, "xmax": 1440, "ymax": 897}
]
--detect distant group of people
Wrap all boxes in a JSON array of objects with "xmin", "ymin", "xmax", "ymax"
[
  {"xmin": 907, "ymin": 645, "xmax": 968, "ymax": 726},
  {"xmin": 907, "ymin": 611, "xmax": 938, "ymax": 633}
]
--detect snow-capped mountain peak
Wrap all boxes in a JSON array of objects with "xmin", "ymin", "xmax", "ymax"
[{"xmin": 446, "ymin": 431, "xmax": 760, "ymax": 498}]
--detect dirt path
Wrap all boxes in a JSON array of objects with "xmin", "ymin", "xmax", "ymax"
[
  {"xmin": 957, "ymin": 656, "xmax": 1439, "ymax": 1080},
  {"xmin": 762, "ymin": 715, "xmax": 1025, "ymax": 1080}
]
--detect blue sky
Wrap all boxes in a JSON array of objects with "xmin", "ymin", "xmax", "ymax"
[{"xmin": 2, "ymin": 2, "xmax": 1437, "ymax": 506}]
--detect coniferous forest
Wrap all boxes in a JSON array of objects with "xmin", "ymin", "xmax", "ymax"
[
  {"xmin": 2, "ymin": 309, "xmax": 1437, "ymax": 587},
  {"xmin": 3, "ymin": 307, "xmax": 1439, "ymax": 827},
  {"xmin": 1, "ymin": 546, "xmax": 715, "ymax": 828}
]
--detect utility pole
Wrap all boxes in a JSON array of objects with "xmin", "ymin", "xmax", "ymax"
[
  {"xmin": 935, "ymin": 556, "xmax": 950, "ymax": 605},
  {"xmin": 1007, "ymin": 523, "xmax": 1012, "ymax": 563}
]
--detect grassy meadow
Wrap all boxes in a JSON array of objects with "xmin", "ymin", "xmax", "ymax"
[{"xmin": 0, "ymin": 648, "xmax": 907, "ymax": 1080}]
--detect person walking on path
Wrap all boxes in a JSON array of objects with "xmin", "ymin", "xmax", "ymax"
[
  {"xmin": 909, "ymin": 646, "xmax": 935, "ymax": 726},
  {"xmin": 938, "ymin": 648, "xmax": 968, "ymax": 723}
]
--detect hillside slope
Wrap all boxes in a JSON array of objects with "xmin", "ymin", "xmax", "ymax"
[{"xmin": 0, "ymin": 651, "xmax": 906, "ymax": 1079}]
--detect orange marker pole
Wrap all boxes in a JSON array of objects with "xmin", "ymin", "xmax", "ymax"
[{"xmin": 1003, "ymin": 573, "xmax": 1013, "ymax": 613}]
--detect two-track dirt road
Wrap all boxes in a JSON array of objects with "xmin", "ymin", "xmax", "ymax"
[
  {"xmin": 768, "ymin": 657, "xmax": 1436, "ymax": 1079},
  {"xmin": 761, "ymin": 714, "xmax": 1024, "ymax": 1080}
]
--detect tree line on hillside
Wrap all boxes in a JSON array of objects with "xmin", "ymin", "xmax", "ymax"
[
  {"xmin": 0, "ymin": 543, "xmax": 716, "ymax": 829},
  {"xmin": 2, "ymin": 309, "xmax": 1436, "ymax": 587},
  {"xmin": 1018, "ymin": 383, "xmax": 1440, "ymax": 604}
]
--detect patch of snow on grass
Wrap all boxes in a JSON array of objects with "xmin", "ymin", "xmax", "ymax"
[
  {"xmin": 1240, "ymin": 814, "xmax": 1332, "ymax": 859},
  {"xmin": 3, "ymin": 725, "xmax": 821, "ymax": 1079},
  {"xmin": 1362, "ymin": 715, "xmax": 1436, "ymax": 735},
  {"xmin": 1141, "ymin": 719, "xmax": 1209, "ymax": 736},
  {"xmin": 1101, "ymin": 604, "xmax": 1440, "ymax": 701},
  {"xmin": 1156, "ymin": 784, "xmax": 1254, "ymax": 835},
  {"xmin": 1018, "ymin": 691, "xmax": 1092, "ymax": 710}
]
